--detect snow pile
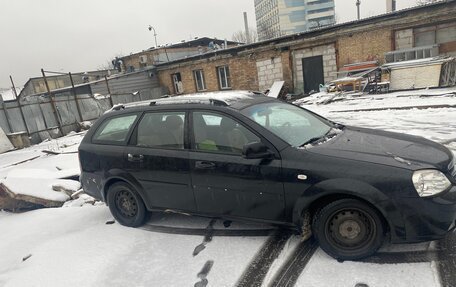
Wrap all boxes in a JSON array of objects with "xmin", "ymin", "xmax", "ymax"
[
  {"xmin": 295, "ymin": 86, "xmax": 456, "ymax": 108},
  {"xmin": 63, "ymin": 194, "xmax": 99, "ymax": 207},
  {"xmin": 1, "ymin": 169, "xmax": 80, "ymax": 203},
  {"xmin": 0, "ymin": 132, "xmax": 86, "ymax": 209}
]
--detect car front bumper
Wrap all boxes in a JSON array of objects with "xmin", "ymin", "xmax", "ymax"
[{"xmin": 393, "ymin": 185, "xmax": 456, "ymax": 243}]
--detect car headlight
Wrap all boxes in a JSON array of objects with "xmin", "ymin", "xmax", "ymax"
[{"xmin": 412, "ymin": 170, "xmax": 451, "ymax": 197}]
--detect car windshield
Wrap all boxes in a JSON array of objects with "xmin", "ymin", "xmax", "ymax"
[{"xmin": 242, "ymin": 102, "xmax": 333, "ymax": 147}]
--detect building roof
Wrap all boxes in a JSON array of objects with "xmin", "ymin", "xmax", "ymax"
[{"xmin": 148, "ymin": 37, "xmax": 240, "ymax": 50}]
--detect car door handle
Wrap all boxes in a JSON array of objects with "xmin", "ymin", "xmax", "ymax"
[
  {"xmin": 195, "ymin": 161, "xmax": 216, "ymax": 169},
  {"xmin": 128, "ymin": 153, "xmax": 144, "ymax": 162}
]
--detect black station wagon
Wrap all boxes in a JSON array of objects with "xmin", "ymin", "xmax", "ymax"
[{"xmin": 79, "ymin": 91, "xmax": 456, "ymax": 260}]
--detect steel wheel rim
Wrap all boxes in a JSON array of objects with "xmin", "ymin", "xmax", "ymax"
[
  {"xmin": 325, "ymin": 208, "xmax": 377, "ymax": 251},
  {"xmin": 115, "ymin": 189, "xmax": 138, "ymax": 218}
]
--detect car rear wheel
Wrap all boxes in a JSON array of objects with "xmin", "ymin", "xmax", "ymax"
[
  {"xmin": 107, "ymin": 182, "xmax": 148, "ymax": 227},
  {"xmin": 312, "ymin": 198, "xmax": 385, "ymax": 260}
]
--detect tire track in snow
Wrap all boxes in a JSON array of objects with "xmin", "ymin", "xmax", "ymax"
[
  {"xmin": 268, "ymin": 238, "xmax": 318, "ymax": 287},
  {"xmin": 236, "ymin": 231, "xmax": 292, "ymax": 287},
  {"xmin": 361, "ymin": 250, "xmax": 439, "ymax": 264}
]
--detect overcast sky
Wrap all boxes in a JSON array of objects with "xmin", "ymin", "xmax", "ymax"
[{"xmin": 0, "ymin": 0, "xmax": 418, "ymax": 88}]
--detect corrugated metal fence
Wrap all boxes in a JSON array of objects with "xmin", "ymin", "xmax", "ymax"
[{"xmin": 0, "ymin": 70, "xmax": 167, "ymax": 143}]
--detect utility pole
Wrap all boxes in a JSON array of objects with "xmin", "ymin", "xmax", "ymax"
[{"xmin": 356, "ymin": 0, "xmax": 361, "ymax": 20}]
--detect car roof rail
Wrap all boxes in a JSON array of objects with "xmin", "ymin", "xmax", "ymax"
[{"xmin": 149, "ymin": 98, "xmax": 229, "ymax": 107}]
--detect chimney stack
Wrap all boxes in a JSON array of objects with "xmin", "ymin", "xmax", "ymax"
[
  {"xmin": 386, "ymin": 0, "xmax": 396, "ymax": 12},
  {"xmin": 244, "ymin": 12, "xmax": 250, "ymax": 44},
  {"xmin": 356, "ymin": 0, "xmax": 361, "ymax": 20}
]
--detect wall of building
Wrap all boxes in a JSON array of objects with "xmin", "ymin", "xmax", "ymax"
[
  {"xmin": 395, "ymin": 29, "xmax": 414, "ymax": 50},
  {"xmin": 394, "ymin": 23, "xmax": 456, "ymax": 56},
  {"xmin": 121, "ymin": 47, "xmax": 203, "ymax": 72},
  {"xmin": 157, "ymin": 49, "xmax": 294, "ymax": 95},
  {"xmin": 256, "ymin": 57, "xmax": 283, "ymax": 91},
  {"xmin": 156, "ymin": 1, "xmax": 456, "ymax": 95},
  {"xmin": 257, "ymin": 0, "xmax": 335, "ymax": 39},
  {"xmin": 293, "ymin": 44, "xmax": 337, "ymax": 94},
  {"xmin": 157, "ymin": 56, "xmax": 260, "ymax": 95},
  {"xmin": 337, "ymin": 28, "xmax": 393, "ymax": 67}
]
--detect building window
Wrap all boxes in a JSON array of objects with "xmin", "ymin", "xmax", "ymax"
[
  {"xmin": 193, "ymin": 70, "xmax": 207, "ymax": 91},
  {"xmin": 217, "ymin": 66, "xmax": 231, "ymax": 89},
  {"xmin": 171, "ymin": 73, "xmax": 184, "ymax": 94}
]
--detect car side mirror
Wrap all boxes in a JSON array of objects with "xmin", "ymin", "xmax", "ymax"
[{"xmin": 242, "ymin": 142, "xmax": 273, "ymax": 159}]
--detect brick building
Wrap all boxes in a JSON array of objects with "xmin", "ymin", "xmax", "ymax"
[
  {"xmin": 119, "ymin": 37, "xmax": 240, "ymax": 73},
  {"xmin": 156, "ymin": 0, "xmax": 456, "ymax": 95}
]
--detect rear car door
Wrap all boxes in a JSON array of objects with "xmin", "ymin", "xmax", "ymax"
[
  {"xmin": 189, "ymin": 110, "xmax": 285, "ymax": 221},
  {"xmin": 124, "ymin": 110, "xmax": 196, "ymax": 212}
]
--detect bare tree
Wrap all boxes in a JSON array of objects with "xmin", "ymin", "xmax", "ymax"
[
  {"xmin": 97, "ymin": 60, "xmax": 115, "ymax": 71},
  {"xmin": 232, "ymin": 28, "xmax": 258, "ymax": 44}
]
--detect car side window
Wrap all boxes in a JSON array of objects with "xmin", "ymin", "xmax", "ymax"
[
  {"xmin": 192, "ymin": 111, "xmax": 260, "ymax": 154},
  {"xmin": 92, "ymin": 114, "xmax": 138, "ymax": 143},
  {"xmin": 136, "ymin": 112, "xmax": 185, "ymax": 149}
]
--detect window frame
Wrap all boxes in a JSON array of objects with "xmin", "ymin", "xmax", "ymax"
[
  {"xmin": 171, "ymin": 72, "xmax": 184, "ymax": 94},
  {"xmin": 128, "ymin": 110, "xmax": 189, "ymax": 151},
  {"xmin": 193, "ymin": 69, "xmax": 207, "ymax": 91},
  {"xmin": 91, "ymin": 112, "xmax": 140, "ymax": 146},
  {"xmin": 217, "ymin": 66, "xmax": 231, "ymax": 90},
  {"xmin": 189, "ymin": 109, "xmax": 268, "ymax": 156}
]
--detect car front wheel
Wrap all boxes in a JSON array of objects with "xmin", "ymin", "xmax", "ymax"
[
  {"xmin": 107, "ymin": 182, "xmax": 148, "ymax": 227},
  {"xmin": 312, "ymin": 198, "xmax": 385, "ymax": 260}
]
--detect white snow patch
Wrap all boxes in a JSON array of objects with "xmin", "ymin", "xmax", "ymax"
[
  {"xmin": 296, "ymin": 249, "xmax": 439, "ymax": 287},
  {"xmin": 62, "ymin": 194, "xmax": 97, "ymax": 207},
  {"xmin": 0, "ymin": 169, "xmax": 78, "ymax": 202},
  {"xmin": 0, "ymin": 206, "xmax": 268, "ymax": 287}
]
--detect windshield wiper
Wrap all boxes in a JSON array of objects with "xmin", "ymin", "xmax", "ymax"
[
  {"xmin": 300, "ymin": 136, "xmax": 326, "ymax": 147},
  {"xmin": 300, "ymin": 128, "xmax": 340, "ymax": 147}
]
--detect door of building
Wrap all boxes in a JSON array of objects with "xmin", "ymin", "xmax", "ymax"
[{"xmin": 302, "ymin": 56, "xmax": 324, "ymax": 94}]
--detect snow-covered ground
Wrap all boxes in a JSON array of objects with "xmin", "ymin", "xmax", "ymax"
[
  {"xmin": 0, "ymin": 88, "xmax": 455, "ymax": 287},
  {"xmin": 299, "ymin": 87, "xmax": 456, "ymax": 152}
]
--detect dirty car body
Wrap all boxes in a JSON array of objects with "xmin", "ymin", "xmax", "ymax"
[{"xmin": 79, "ymin": 91, "xmax": 456, "ymax": 260}]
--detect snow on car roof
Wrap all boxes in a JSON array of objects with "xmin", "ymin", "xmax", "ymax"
[{"xmin": 109, "ymin": 91, "xmax": 269, "ymax": 113}]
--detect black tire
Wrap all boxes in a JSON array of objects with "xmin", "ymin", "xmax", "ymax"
[
  {"xmin": 107, "ymin": 182, "xmax": 148, "ymax": 227},
  {"xmin": 312, "ymin": 198, "xmax": 385, "ymax": 261}
]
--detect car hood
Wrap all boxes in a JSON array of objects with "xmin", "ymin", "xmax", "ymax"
[{"xmin": 305, "ymin": 126, "xmax": 453, "ymax": 171}]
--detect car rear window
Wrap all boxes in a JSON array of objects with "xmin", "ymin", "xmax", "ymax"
[{"xmin": 92, "ymin": 114, "xmax": 138, "ymax": 143}]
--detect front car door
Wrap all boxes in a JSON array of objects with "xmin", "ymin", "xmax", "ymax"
[
  {"xmin": 124, "ymin": 110, "xmax": 196, "ymax": 212},
  {"xmin": 189, "ymin": 110, "xmax": 285, "ymax": 222}
]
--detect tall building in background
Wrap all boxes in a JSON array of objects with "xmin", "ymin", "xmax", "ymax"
[{"xmin": 255, "ymin": 0, "xmax": 335, "ymax": 40}]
